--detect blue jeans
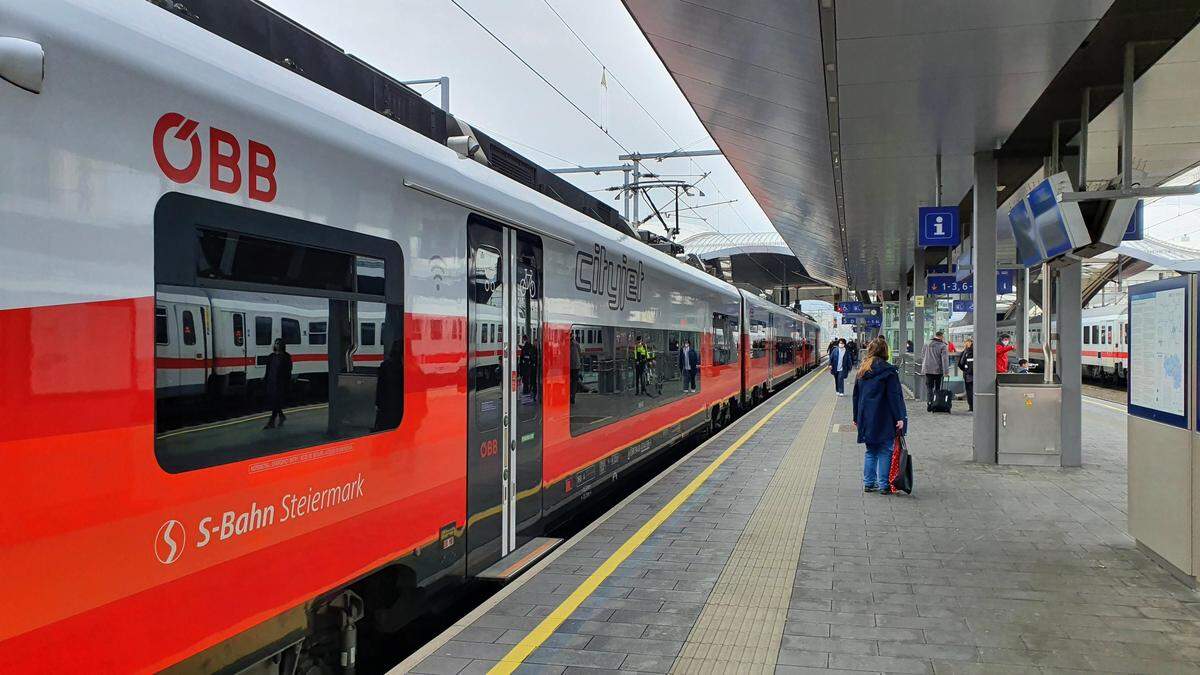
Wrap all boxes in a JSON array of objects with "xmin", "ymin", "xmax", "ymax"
[
  {"xmin": 833, "ymin": 371, "xmax": 845, "ymax": 393},
  {"xmin": 863, "ymin": 441, "xmax": 893, "ymax": 491}
]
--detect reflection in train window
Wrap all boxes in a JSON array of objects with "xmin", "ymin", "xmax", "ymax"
[
  {"xmin": 182, "ymin": 310, "xmax": 196, "ymax": 346},
  {"xmin": 256, "ymin": 316, "xmax": 273, "ymax": 346},
  {"xmin": 308, "ymin": 321, "xmax": 327, "ymax": 345},
  {"xmin": 154, "ymin": 206, "xmax": 403, "ymax": 474},
  {"xmin": 570, "ymin": 325, "xmax": 701, "ymax": 436},
  {"xmin": 155, "ymin": 307, "xmax": 170, "ymax": 345},
  {"xmin": 281, "ymin": 318, "xmax": 301, "ymax": 345},
  {"xmin": 360, "ymin": 322, "xmax": 376, "ymax": 346},
  {"xmin": 712, "ymin": 312, "xmax": 739, "ymax": 365}
]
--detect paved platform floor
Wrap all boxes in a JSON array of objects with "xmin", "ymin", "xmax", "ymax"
[{"xmin": 401, "ymin": 372, "xmax": 1200, "ymax": 674}]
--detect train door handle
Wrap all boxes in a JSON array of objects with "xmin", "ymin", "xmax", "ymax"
[{"xmin": 194, "ymin": 353, "xmax": 203, "ymax": 359}]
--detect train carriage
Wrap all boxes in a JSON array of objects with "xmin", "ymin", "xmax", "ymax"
[{"xmin": 0, "ymin": 1, "xmax": 820, "ymax": 673}]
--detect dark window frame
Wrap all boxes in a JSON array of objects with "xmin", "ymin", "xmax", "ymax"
[
  {"xmin": 256, "ymin": 316, "xmax": 273, "ymax": 346},
  {"xmin": 182, "ymin": 310, "xmax": 197, "ymax": 346},
  {"xmin": 152, "ymin": 193, "xmax": 404, "ymax": 474},
  {"xmin": 155, "ymin": 306, "xmax": 170, "ymax": 345}
]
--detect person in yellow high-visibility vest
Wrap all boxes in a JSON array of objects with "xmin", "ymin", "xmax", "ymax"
[{"xmin": 634, "ymin": 336, "xmax": 652, "ymax": 395}]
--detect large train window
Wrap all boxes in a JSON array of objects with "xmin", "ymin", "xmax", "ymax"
[
  {"xmin": 712, "ymin": 311, "xmax": 740, "ymax": 365},
  {"xmin": 570, "ymin": 324, "xmax": 701, "ymax": 436},
  {"xmin": 153, "ymin": 193, "xmax": 404, "ymax": 473}
]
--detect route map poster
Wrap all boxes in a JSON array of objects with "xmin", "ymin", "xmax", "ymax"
[{"xmin": 1129, "ymin": 282, "xmax": 1187, "ymax": 427}]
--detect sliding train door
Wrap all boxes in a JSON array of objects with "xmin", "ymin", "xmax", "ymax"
[{"xmin": 466, "ymin": 217, "xmax": 544, "ymax": 574}]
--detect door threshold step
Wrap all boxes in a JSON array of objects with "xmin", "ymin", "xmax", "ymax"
[{"xmin": 476, "ymin": 537, "xmax": 563, "ymax": 581}]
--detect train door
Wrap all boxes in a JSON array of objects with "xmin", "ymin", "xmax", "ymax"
[
  {"xmin": 467, "ymin": 218, "xmax": 544, "ymax": 574},
  {"xmin": 174, "ymin": 301, "xmax": 210, "ymax": 395},
  {"xmin": 219, "ymin": 310, "xmax": 249, "ymax": 392}
]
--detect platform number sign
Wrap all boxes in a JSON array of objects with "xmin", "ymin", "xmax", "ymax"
[{"xmin": 918, "ymin": 206, "xmax": 960, "ymax": 248}]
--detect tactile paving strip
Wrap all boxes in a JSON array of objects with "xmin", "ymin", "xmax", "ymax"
[{"xmin": 670, "ymin": 387, "xmax": 836, "ymax": 674}]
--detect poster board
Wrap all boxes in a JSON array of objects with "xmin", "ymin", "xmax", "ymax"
[{"xmin": 1127, "ymin": 276, "xmax": 1189, "ymax": 428}]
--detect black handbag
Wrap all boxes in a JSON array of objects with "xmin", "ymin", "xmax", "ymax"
[{"xmin": 889, "ymin": 432, "xmax": 914, "ymax": 494}]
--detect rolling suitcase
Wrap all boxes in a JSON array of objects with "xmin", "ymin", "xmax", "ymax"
[
  {"xmin": 929, "ymin": 388, "xmax": 953, "ymax": 413},
  {"xmin": 888, "ymin": 433, "xmax": 914, "ymax": 495}
]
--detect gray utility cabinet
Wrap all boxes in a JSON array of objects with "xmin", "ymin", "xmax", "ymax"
[{"xmin": 996, "ymin": 374, "xmax": 1061, "ymax": 466}]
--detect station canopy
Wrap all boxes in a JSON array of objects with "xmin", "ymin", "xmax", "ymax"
[
  {"xmin": 679, "ymin": 231, "xmax": 824, "ymax": 290},
  {"xmin": 623, "ymin": 1, "xmax": 1200, "ymax": 291}
]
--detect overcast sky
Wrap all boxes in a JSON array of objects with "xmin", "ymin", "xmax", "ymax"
[{"xmin": 262, "ymin": 0, "xmax": 775, "ymax": 242}]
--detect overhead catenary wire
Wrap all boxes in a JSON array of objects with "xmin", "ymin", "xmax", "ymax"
[
  {"xmin": 448, "ymin": 0, "xmax": 632, "ymax": 156},
  {"xmin": 456, "ymin": 0, "xmax": 792, "ymax": 290},
  {"xmin": 539, "ymin": 0, "xmax": 789, "ymax": 290}
]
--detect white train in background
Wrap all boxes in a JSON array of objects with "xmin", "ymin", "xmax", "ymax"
[{"xmin": 947, "ymin": 303, "xmax": 1128, "ymax": 382}]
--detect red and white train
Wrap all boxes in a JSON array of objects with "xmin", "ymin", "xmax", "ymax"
[
  {"xmin": 948, "ymin": 303, "xmax": 1129, "ymax": 381},
  {"xmin": 0, "ymin": 1, "xmax": 821, "ymax": 673}
]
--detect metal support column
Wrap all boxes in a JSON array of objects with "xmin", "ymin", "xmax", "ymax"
[
  {"xmin": 1015, "ymin": 269, "xmax": 1028, "ymax": 360},
  {"xmin": 972, "ymin": 151, "xmax": 999, "ymax": 463},
  {"xmin": 1058, "ymin": 259, "xmax": 1083, "ymax": 466},
  {"xmin": 898, "ymin": 277, "xmax": 909, "ymax": 381},
  {"xmin": 1122, "ymin": 43, "xmax": 1135, "ymax": 190},
  {"xmin": 913, "ymin": 246, "xmax": 926, "ymax": 399}
]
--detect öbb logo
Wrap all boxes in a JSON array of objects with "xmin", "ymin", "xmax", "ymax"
[{"xmin": 152, "ymin": 112, "xmax": 278, "ymax": 202}]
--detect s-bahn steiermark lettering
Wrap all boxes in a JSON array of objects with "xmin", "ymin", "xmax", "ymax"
[
  {"xmin": 156, "ymin": 474, "xmax": 365, "ymax": 563},
  {"xmin": 575, "ymin": 243, "xmax": 645, "ymax": 310}
]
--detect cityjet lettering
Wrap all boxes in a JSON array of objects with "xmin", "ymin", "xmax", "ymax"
[
  {"xmin": 193, "ymin": 474, "xmax": 364, "ymax": 550},
  {"xmin": 575, "ymin": 243, "xmax": 644, "ymax": 310},
  {"xmin": 152, "ymin": 112, "xmax": 278, "ymax": 202}
]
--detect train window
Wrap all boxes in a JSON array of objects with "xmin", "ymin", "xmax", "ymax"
[
  {"xmin": 153, "ymin": 193, "xmax": 404, "ymax": 473},
  {"xmin": 309, "ymin": 321, "xmax": 328, "ymax": 345},
  {"xmin": 1122, "ymin": 323, "xmax": 1128, "ymax": 344},
  {"xmin": 712, "ymin": 311, "xmax": 740, "ymax": 365},
  {"xmin": 281, "ymin": 318, "xmax": 301, "ymax": 345},
  {"xmin": 1107, "ymin": 325, "xmax": 1113, "ymax": 345},
  {"xmin": 256, "ymin": 316, "xmax": 273, "ymax": 346},
  {"xmin": 155, "ymin": 307, "xmax": 170, "ymax": 345},
  {"xmin": 360, "ymin": 322, "xmax": 376, "ymax": 346},
  {"xmin": 1090, "ymin": 325, "xmax": 1098, "ymax": 345},
  {"xmin": 182, "ymin": 311, "xmax": 197, "ymax": 346},
  {"xmin": 570, "ymin": 325, "xmax": 701, "ymax": 437}
]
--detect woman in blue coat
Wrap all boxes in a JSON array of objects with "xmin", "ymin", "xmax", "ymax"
[{"xmin": 852, "ymin": 338, "xmax": 907, "ymax": 494}]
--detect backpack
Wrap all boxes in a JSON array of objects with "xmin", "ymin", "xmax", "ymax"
[
  {"xmin": 929, "ymin": 389, "xmax": 953, "ymax": 413},
  {"xmin": 889, "ymin": 434, "xmax": 914, "ymax": 494}
]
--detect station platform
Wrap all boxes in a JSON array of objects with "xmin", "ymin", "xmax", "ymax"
[{"xmin": 399, "ymin": 370, "xmax": 1200, "ymax": 675}]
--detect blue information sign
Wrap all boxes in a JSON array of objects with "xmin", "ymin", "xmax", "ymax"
[
  {"xmin": 864, "ymin": 316, "xmax": 882, "ymax": 327},
  {"xmin": 918, "ymin": 206, "xmax": 961, "ymax": 248},
  {"xmin": 841, "ymin": 316, "xmax": 858, "ymax": 325},
  {"xmin": 836, "ymin": 301, "xmax": 864, "ymax": 314},
  {"xmin": 953, "ymin": 300, "xmax": 974, "ymax": 313},
  {"xmin": 997, "ymin": 269, "xmax": 1016, "ymax": 294},
  {"xmin": 928, "ymin": 274, "xmax": 971, "ymax": 295},
  {"xmin": 1123, "ymin": 199, "xmax": 1144, "ymax": 241}
]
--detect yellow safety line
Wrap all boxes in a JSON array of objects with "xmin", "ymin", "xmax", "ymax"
[{"xmin": 488, "ymin": 371, "xmax": 826, "ymax": 674}]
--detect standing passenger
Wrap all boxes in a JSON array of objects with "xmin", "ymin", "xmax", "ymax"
[
  {"xmin": 996, "ymin": 334, "xmax": 1015, "ymax": 374},
  {"xmin": 830, "ymin": 338, "xmax": 851, "ymax": 397},
  {"xmin": 678, "ymin": 339, "xmax": 699, "ymax": 393},
  {"xmin": 263, "ymin": 338, "xmax": 292, "ymax": 429},
  {"xmin": 570, "ymin": 334, "xmax": 582, "ymax": 403},
  {"xmin": 920, "ymin": 330, "xmax": 950, "ymax": 409},
  {"xmin": 374, "ymin": 339, "xmax": 404, "ymax": 430},
  {"xmin": 957, "ymin": 338, "xmax": 975, "ymax": 412},
  {"xmin": 852, "ymin": 339, "xmax": 907, "ymax": 494},
  {"xmin": 634, "ymin": 336, "xmax": 650, "ymax": 395}
]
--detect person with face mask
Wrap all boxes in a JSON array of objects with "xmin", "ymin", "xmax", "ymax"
[
  {"xmin": 678, "ymin": 339, "xmax": 699, "ymax": 393},
  {"xmin": 830, "ymin": 338, "xmax": 851, "ymax": 396},
  {"xmin": 996, "ymin": 334, "xmax": 1015, "ymax": 374}
]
